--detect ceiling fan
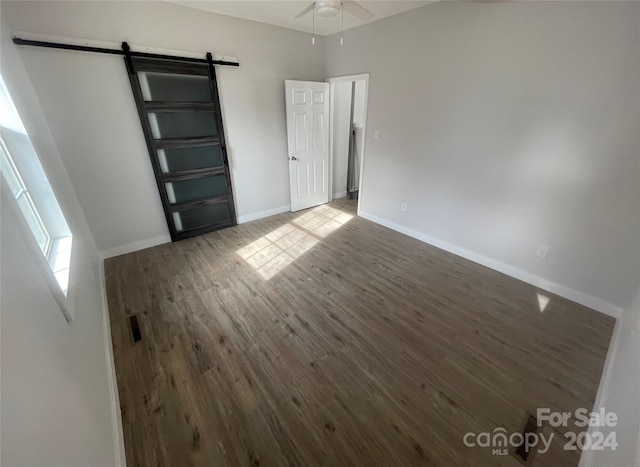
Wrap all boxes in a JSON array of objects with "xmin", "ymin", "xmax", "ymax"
[{"xmin": 294, "ymin": 1, "xmax": 374, "ymax": 21}]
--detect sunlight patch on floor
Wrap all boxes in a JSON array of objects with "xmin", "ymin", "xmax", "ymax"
[
  {"xmin": 236, "ymin": 204, "xmax": 354, "ymax": 280},
  {"xmin": 537, "ymin": 292, "xmax": 550, "ymax": 312}
]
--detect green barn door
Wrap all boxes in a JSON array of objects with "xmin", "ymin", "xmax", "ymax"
[{"xmin": 125, "ymin": 56, "xmax": 236, "ymax": 241}]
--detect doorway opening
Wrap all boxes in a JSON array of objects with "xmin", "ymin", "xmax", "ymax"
[
  {"xmin": 283, "ymin": 74, "xmax": 368, "ymax": 214},
  {"xmin": 328, "ymin": 74, "xmax": 369, "ymax": 215}
]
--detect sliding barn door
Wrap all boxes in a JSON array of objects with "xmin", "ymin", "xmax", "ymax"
[
  {"xmin": 125, "ymin": 57, "xmax": 236, "ymax": 241},
  {"xmin": 285, "ymin": 80, "xmax": 330, "ymax": 212}
]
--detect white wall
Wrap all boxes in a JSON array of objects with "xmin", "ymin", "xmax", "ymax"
[
  {"xmin": 332, "ymin": 80, "xmax": 352, "ymax": 198},
  {"xmin": 324, "ymin": 1, "xmax": 640, "ymax": 312},
  {"xmin": 1, "ymin": 20, "xmax": 122, "ymax": 467},
  {"xmin": 2, "ymin": 0, "xmax": 326, "ymax": 257},
  {"xmin": 582, "ymin": 288, "xmax": 640, "ymax": 467}
]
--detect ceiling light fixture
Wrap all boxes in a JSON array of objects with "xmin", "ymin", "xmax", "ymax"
[{"xmin": 315, "ymin": 1, "xmax": 341, "ymax": 17}]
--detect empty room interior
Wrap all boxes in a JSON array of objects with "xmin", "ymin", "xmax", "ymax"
[{"xmin": 1, "ymin": 1, "xmax": 639, "ymax": 466}]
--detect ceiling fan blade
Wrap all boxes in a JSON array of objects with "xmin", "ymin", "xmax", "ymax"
[
  {"xmin": 343, "ymin": 1, "xmax": 374, "ymax": 20},
  {"xmin": 295, "ymin": 3, "xmax": 316, "ymax": 19}
]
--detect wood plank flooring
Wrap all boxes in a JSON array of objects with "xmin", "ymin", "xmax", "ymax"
[{"xmin": 105, "ymin": 198, "xmax": 615, "ymax": 467}]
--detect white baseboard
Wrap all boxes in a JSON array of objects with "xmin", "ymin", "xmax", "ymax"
[
  {"xmin": 578, "ymin": 316, "xmax": 623, "ymax": 467},
  {"xmin": 358, "ymin": 211, "xmax": 622, "ymax": 319},
  {"xmin": 100, "ymin": 205, "xmax": 293, "ymax": 259},
  {"xmin": 333, "ymin": 191, "xmax": 348, "ymax": 199},
  {"xmin": 98, "ymin": 260, "xmax": 127, "ymax": 467},
  {"xmin": 101, "ymin": 234, "xmax": 171, "ymax": 259},
  {"xmin": 237, "ymin": 205, "xmax": 291, "ymax": 224}
]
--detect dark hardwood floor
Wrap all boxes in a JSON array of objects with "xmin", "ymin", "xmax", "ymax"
[{"xmin": 105, "ymin": 198, "xmax": 615, "ymax": 467}]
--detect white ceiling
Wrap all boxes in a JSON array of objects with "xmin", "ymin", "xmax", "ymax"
[{"xmin": 169, "ymin": 1, "xmax": 434, "ymax": 36}]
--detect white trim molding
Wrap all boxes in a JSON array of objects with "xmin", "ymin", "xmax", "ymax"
[
  {"xmin": 237, "ymin": 204, "xmax": 291, "ymax": 224},
  {"xmin": 101, "ymin": 205, "xmax": 292, "ymax": 259},
  {"xmin": 578, "ymin": 317, "xmax": 623, "ymax": 467},
  {"xmin": 358, "ymin": 211, "xmax": 623, "ymax": 319},
  {"xmin": 101, "ymin": 234, "xmax": 171, "ymax": 259},
  {"xmin": 326, "ymin": 73, "xmax": 370, "ymax": 216},
  {"xmin": 0, "ymin": 176, "xmax": 78, "ymax": 320},
  {"xmin": 98, "ymin": 260, "xmax": 127, "ymax": 466}
]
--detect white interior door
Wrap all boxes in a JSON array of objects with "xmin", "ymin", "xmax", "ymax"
[{"xmin": 285, "ymin": 80, "xmax": 330, "ymax": 212}]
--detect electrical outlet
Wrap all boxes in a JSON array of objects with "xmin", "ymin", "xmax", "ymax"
[
  {"xmin": 401, "ymin": 203, "xmax": 407, "ymax": 212},
  {"xmin": 536, "ymin": 245, "xmax": 550, "ymax": 259},
  {"xmin": 374, "ymin": 129, "xmax": 381, "ymax": 140}
]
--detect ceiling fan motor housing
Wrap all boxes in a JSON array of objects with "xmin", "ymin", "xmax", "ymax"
[{"xmin": 316, "ymin": 1, "xmax": 342, "ymax": 17}]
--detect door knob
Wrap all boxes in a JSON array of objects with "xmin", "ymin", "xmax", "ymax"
[{"xmin": 290, "ymin": 156, "xmax": 297, "ymax": 161}]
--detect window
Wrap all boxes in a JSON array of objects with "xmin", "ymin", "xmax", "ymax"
[
  {"xmin": 0, "ymin": 75, "xmax": 73, "ymax": 296},
  {"xmin": 1, "ymin": 142, "xmax": 51, "ymax": 254}
]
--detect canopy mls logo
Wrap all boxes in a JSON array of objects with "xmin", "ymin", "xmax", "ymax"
[
  {"xmin": 463, "ymin": 408, "xmax": 618, "ymax": 458},
  {"xmin": 463, "ymin": 427, "xmax": 553, "ymax": 456}
]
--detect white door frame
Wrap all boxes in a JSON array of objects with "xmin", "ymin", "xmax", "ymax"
[{"xmin": 327, "ymin": 73, "xmax": 369, "ymax": 216}]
